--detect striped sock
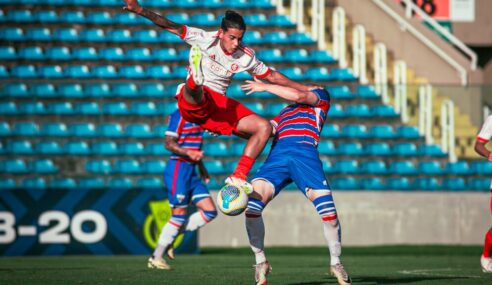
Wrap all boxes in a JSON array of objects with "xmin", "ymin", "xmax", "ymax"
[
  {"xmin": 153, "ymin": 214, "xmax": 186, "ymax": 259},
  {"xmin": 184, "ymin": 210, "xmax": 217, "ymax": 232},
  {"xmin": 313, "ymin": 194, "xmax": 341, "ymax": 265}
]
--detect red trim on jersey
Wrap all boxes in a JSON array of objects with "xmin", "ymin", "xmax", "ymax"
[
  {"xmin": 278, "ymin": 129, "xmax": 319, "ymax": 140},
  {"xmin": 171, "ymin": 160, "xmax": 181, "ymax": 196},
  {"xmin": 255, "ymin": 68, "xmax": 271, "ymax": 79},
  {"xmin": 322, "ymin": 214, "xmax": 338, "ymax": 221},
  {"xmin": 179, "ymin": 25, "xmax": 187, "ymax": 39},
  {"xmin": 238, "ymin": 45, "xmax": 253, "ymax": 57},
  {"xmin": 477, "ymin": 136, "xmax": 490, "ymax": 143}
]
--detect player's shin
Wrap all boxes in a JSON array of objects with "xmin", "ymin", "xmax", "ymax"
[
  {"xmin": 153, "ymin": 214, "xmax": 186, "ymax": 259},
  {"xmin": 245, "ymin": 198, "xmax": 266, "ymax": 264},
  {"xmin": 312, "ymin": 194, "xmax": 342, "ymax": 265}
]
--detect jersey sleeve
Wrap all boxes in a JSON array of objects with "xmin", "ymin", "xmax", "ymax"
[
  {"xmin": 477, "ymin": 115, "xmax": 492, "ymax": 143},
  {"xmin": 243, "ymin": 48, "xmax": 271, "ymax": 78},
  {"xmin": 181, "ymin": 25, "xmax": 216, "ymax": 49},
  {"xmin": 313, "ymin": 88, "xmax": 331, "ymax": 112},
  {"xmin": 165, "ymin": 110, "xmax": 182, "ymax": 137}
]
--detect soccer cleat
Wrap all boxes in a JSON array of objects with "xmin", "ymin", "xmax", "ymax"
[
  {"xmin": 189, "ymin": 45, "xmax": 204, "ymax": 85},
  {"xmin": 225, "ymin": 176, "xmax": 253, "ymax": 195},
  {"xmin": 147, "ymin": 256, "xmax": 170, "ymax": 270},
  {"xmin": 165, "ymin": 244, "xmax": 175, "ymax": 260},
  {"xmin": 330, "ymin": 263, "xmax": 352, "ymax": 285},
  {"xmin": 481, "ymin": 255, "xmax": 492, "ymax": 273},
  {"xmin": 254, "ymin": 261, "xmax": 272, "ymax": 285}
]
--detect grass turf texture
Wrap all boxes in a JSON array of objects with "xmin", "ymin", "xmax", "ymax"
[{"xmin": 1, "ymin": 246, "xmax": 491, "ymax": 285}]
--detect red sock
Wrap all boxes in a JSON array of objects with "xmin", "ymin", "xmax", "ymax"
[
  {"xmin": 187, "ymin": 75, "xmax": 200, "ymax": 90},
  {"xmin": 232, "ymin": 155, "xmax": 255, "ymax": 179},
  {"xmin": 483, "ymin": 229, "xmax": 492, "ymax": 257}
]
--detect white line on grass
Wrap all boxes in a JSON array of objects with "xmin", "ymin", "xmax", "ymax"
[{"xmin": 398, "ymin": 268, "xmax": 481, "ymax": 279}]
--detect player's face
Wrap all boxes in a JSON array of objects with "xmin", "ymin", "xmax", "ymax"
[{"xmin": 218, "ymin": 28, "xmax": 244, "ymax": 54}]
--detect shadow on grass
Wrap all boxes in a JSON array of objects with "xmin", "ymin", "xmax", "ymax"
[{"xmin": 285, "ymin": 275, "xmax": 474, "ymax": 285}]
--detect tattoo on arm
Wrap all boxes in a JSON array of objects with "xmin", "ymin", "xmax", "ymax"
[{"xmin": 139, "ymin": 8, "xmax": 183, "ymax": 35}]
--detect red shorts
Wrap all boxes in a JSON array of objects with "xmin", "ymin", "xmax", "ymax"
[{"xmin": 176, "ymin": 84, "xmax": 254, "ymax": 136}]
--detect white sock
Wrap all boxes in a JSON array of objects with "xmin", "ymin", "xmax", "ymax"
[
  {"xmin": 322, "ymin": 219, "xmax": 342, "ymax": 266},
  {"xmin": 184, "ymin": 211, "xmax": 208, "ymax": 232},
  {"xmin": 246, "ymin": 216, "xmax": 266, "ymax": 264},
  {"xmin": 153, "ymin": 219, "xmax": 183, "ymax": 259}
]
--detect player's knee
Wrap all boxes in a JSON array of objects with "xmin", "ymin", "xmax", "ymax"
[
  {"xmin": 311, "ymin": 194, "xmax": 338, "ymax": 222},
  {"xmin": 255, "ymin": 118, "xmax": 272, "ymax": 136},
  {"xmin": 245, "ymin": 197, "xmax": 266, "ymax": 218},
  {"xmin": 202, "ymin": 210, "xmax": 218, "ymax": 222}
]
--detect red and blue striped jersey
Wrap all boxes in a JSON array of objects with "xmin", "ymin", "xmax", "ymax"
[
  {"xmin": 271, "ymin": 88, "xmax": 330, "ymax": 147},
  {"xmin": 165, "ymin": 110, "xmax": 204, "ymax": 162}
]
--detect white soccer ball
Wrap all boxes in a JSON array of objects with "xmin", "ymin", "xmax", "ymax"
[{"xmin": 217, "ymin": 184, "xmax": 249, "ymax": 216}]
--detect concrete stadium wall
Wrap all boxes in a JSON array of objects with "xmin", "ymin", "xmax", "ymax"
[{"xmin": 201, "ymin": 191, "xmax": 490, "ymax": 247}]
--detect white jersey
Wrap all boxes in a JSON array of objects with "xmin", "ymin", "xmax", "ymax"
[
  {"xmin": 180, "ymin": 25, "xmax": 271, "ymax": 94},
  {"xmin": 477, "ymin": 114, "xmax": 492, "ymax": 143}
]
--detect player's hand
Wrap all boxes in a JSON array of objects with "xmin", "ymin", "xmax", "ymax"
[
  {"xmin": 241, "ymin": 77, "xmax": 267, "ymax": 95},
  {"xmin": 186, "ymin": 149, "xmax": 204, "ymax": 162},
  {"xmin": 200, "ymin": 173, "xmax": 210, "ymax": 184},
  {"xmin": 123, "ymin": 0, "xmax": 143, "ymax": 14}
]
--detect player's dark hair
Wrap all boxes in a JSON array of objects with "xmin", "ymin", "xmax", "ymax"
[{"xmin": 221, "ymin": 10, "xmax": 246, "ymax": 31}]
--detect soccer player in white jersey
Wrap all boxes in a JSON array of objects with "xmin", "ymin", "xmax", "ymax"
[
  {"xmin": 475, "ymin": 113, "xmax": 492, "ymax": 273},
  {"xmin": 123, "ymin": 0, "xmax": 308, "ymax": 192},
  {"xmin": 241, "ymin": 78, "xmax": 352, "ymax": 285}
]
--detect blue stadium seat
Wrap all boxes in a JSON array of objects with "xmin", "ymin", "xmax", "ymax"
[
  {"xmin": 132, "ymin": 102, "xmax": 158, "ymax": 116},
  {"xmin": 92, "ymin": 65, "xmax": 118, "ymax": 78},
  {"xmin": 8, "ymin": 10, "xmax": 33, "ymax": 22},
  {"xmin": 98, "ymin": 123, "xmax": 124, "ymax": 137},
  {"xmin": 386, "ymin": 177, "xmax": 410, "ymax": 190},
  {"xmin": 264, "ymin": 102, "xmax": 288, "ymax": 117},
  {"xmin": 342, "ymin": 124, "xmax": 368, "ymax": 138},
  {"xmin": 264, "ymin": 31, "xmax": 289, "ymax": 44},
  {"xmin": 120, "ymin": 142, "xmax": 145, "ymax": 155},
  {"xmin": 26, "ymin": 27, "xmax": 51, "ymax": 41},
  {"xmin": 412, "ymin": 177, "xmax": 440, "ymax": 191},
  {"xmin": 64, "ymin": 65, "xmax": 91, "ymax": 78},
  {"xmin": 258, "ymin": 49, "xmax": 283, "ymax": 63},
  {"xmin": 153, "ymin": 124, "xmax": 167, "ymax": 138},
  {"xmin": 204, "ymin": 160, "xmax": 225, "ymax": 175},
  {"xmin": 22, "ymin": 177, "xmax": 46, "ymax": 189},
  {"xmin": 50, "ymin": 178, "xmax": 76, "ymax": 189},
  {"xmin": 0, "ymin": 122, "xmax": 10, "ymax": 136},
  {"xmin": 445, "ymin": 161, "xmax": 471, "ymax": 175},
  {"xmin": 153, "ymin": 48, "xmax": 178, "ymax": 61},
  {"xmin": 361, "ymin": 160, "xmax": 387, "ymax": 175},
  {"xmin": 31, "ymin": 159, "xmax": 58, "ymax": 174},
  {"xmin": 1, "ymin": 27, "xmax": 24, "ymax": 41},
  {"xmin": 4, "ymin": 159, "xmax": 28, "ymax": 174},
  {"xmin": 200, "ymin": 0, "xmax": 223, "ymax": 8},
  {"xmin": 468, "ymin": 178, "xmax": 491, "ymax": 191},
  {"xmin": 137, "ymin": 177, "xmax": 163, "ymax": 188},
  {"xmin": 361, "ymin": 178, "xmax": 385, "ymax": 190},
  {"xmin": 39, "ymin": 65, "xmax": 64, "ymax": 78},
  {"xmin": 8, "ymin": 140, "xmax": 33, "ymax": 154},
  {"xmin": 326, "ymin": 86, "xmax": 353, "ymax": 100},
  {"xmin": 86, "ymin": 159, "xmax": 112, "ymax": 174},
  {"xmin": 191, "ymin": 12, "xmax": 219, "ymax": 26},
  {"xmin": 70, "ymin": 122, "xmax": 96, "ymax": 137},
  {"xmin": 167, "ymin": 12, "xmax": 190, "ymax": 24},
  {"xmin": 442, "ymin": 178, "xmax": 466, "ymax": 191},
  {"xmin": 234, "ymin": 71, "xmax": 253, "ymax": 80},
  {"xmin": 335, "ymin": 160, "xmax": 359, "ymax": 174},
  {"xmin": 109, "ymin": 178, "xmax": 133, "ymax": 188},
  {"xmin": 3, "ymin": 82, "xmax": 27, "ymax": 97},
  {"xmin": 317, "ymin": 141, "xmax": 336, "ymax": 156},
  {"xmin": 146, "ymin": 65, "xmax": 173, "ymax": 79},
  {"xmin": 306, "ymin": 67, "xmax": 331, "ymax": 81},
  {"xmin": 41, "ymin": 122, "xmax": 68, "ymax": 137},
  {"xmin": 172, "ymin": 66, "xmax": 188, "ymax": 79},
  {"xmin": 203, "ymin": 142, "xmax": 229, "ymax": 157},
  {"xmin": 157, "ymin": 103, "xmax": 176, "ymax": 115},
  {"xmin": 331, "ymin": 177, "xmax": 359, "ymax": 190},
  {"xmin": 345, "ymin": 104, "xmax": 371, "ymax": 118},
  {"xmin": 309, "ymin": 50, "xmax": 336, "ymax": 63},
  {"xmin": 244, "ymin": 13, "xmax": 269, "ymax": 26},
  {"xmin": 176, "ymin": 49, "xmax": 189, "ymax": 61},
  {"xmin": 329, "ymin": 68, "xmax": 357, "ymax": 81},
  {"xmin": 79, "ymin": 177, "xmax": 105, "ymax": 189},
  {"xmin": 112, "ymin": 83, "xmax": 138, "ymax": 97},
  {"xmin": 146, "ymin": 142, "xmax": 171, "ymax": 156},
  {"xmin": 140, "ymin": 83, "xmax": 165, "ymax": 97},
  {"xmin": 0, "ymin": 65, "xmax": 7, "ymax": 78},
  {"xmin": 229, "ymin": 0, "xmax": 251, "ymax": 8},
  {"xmin": 36, "ymin": 10, "xmax": 58, "ymax": 23},
  {"xmin": 120, "ymin": 65, "xmax": 146, "ymax": 78},
  {"xmin": 372, "ymin": 104, "xmax": 398, "ymax": 117},
  {"xmin": 92, "ymin": 141, "xmax": 119, "ymax": 156},
  {"xmin": 320, "ymin": 124, "xmax": 341, "ymax": 138},
  {"xmin": 73, "ymin": 47, "xmax": 98, "ymax": 60},
  {"xmin": 418, "ymin": 161, "xmax": 443, "ymax": 175},
  {"xmin": 230, "ymin": 142, "xmax": 246, "ymax": 156},
  {"xmin": 244, "ymin": 102, "xmax": 265, "ymax": 115},
  {"xmin": 470, "ymin": 161, "xmax": 492, "ymax": 175},
  {"xmin": 114, "ymin": 12, "xmax": 144, "ymax": 24},
  {"xmin": 390, "ymin": 160, "xmax": 417, "ymax": 175},
  {"xmin": 80, "ymin": 28, "xmax": 105, "ymax": 42},
  {"xmin": 19, "ymin": 102, "xmax": 45, "ymax": 115},
  {"xmin": 103, "ymin": 102, "xmax": 129, "ymax": 115},
  {"xmin": 279, "ymin": 67, "xmax": 305, "ymax": 80},
  {"xmin": 356, "ymin": 85, "xmax": 379, "ymax": 99},
  {"xmin": 36, "ymin": 141, "xmax": 62, "ymax": 155},
  {"xmin": 48, "ymin": 102, "xmax": 74, "ymax": 115},
  {"xmin": 64, "ymin": 141, "xmax": 90, "ymax": 155},
  {"xmin": 283, "ymin": 48, "xmax": 309, "ymax": 63},
  {"xmin": 142, "ymin": 160, "xmax": 166, "ymax": 174},
  {"xmin": 419, "ymin": 144, "xmax": 446, "ymax": 157},
  {"xmin": 397, "ymin": 125, "xmax": 420, "ymax": 139},
  {"xmin": 13, "ymin": 122, "xmax": 38, "ymax": 136},
  {"xmin": 133, "ymin": 29, "xmax": 159, "ymax": 43},
  {"xmin": 11, "ymin": 65, "xmax": 37, "ymax": 78},
  {"xmin": 243, "ymin": 31, "xmax": 262, "ymax": 45},
  {"xmin": 127, "ymin": 47, "xmax": 151, "ymax": 61},
  {"xmin": 59, "ymin": 11, "xmax": 85, "ymax": 23},
  {"xmin": 369, "ymin": 124, "xmax": 396, "ymax": 139},
  {"xmin": 126, "ymin": 123, "xmax": 153, "ymax": 138},
  {"xmin": 54, "ymin": 27, "xmax": 79, "ymax": 42},
  {"xmin": 269, "ymin": 14, "xmax": 295, "ymax": 27},
  {"xmin": 365, "ymin": 142, "xmax": 392, "ymax": 156},
  {"xmin": 75, "ymin": 102, "xmax": 100, "ymax": 115},
  {"xmin": 59, "ymin": 83, "xmax": 84, "ymax": 98},
  {"xmin": 226, "ymin": 84, "xmax": 246, "ymax": 98},
  {"xmin": 19, "ymin": 46, "xmax": 45, "ymax": 60},
  {"xmin": 0, "ymin": 178, "xmax": 16, "ymax": 188},
  {"xmin": 327, "ymin": 104, "xmax": 346, "ymax": 118},
  {"xmin": 86, "ymin": 83, "xmax": 111, "ymax": 97},
  {"xmin": 87, "ymin": 11, "xmax": 111, "ymax": 24},
  {"xmin": 0, "ymin": 101, "xmax": 18, "ymax": 115},
  {"xmin": 289, "ymin": 32, "xmax": 315, "ymax": 44},
  {"xmin": 32, "ymin": 83, "xmax": 56, "ymax": 98},
  {"xmin": 321, "ymin": 160, "xmax": 336, "ymax": 174},
  {"xmin": 338, "ymin": 142, "xmax": 364, "ymax": 156},
  {"xmin": 0, "ymin": 46, "xmax": 17, "ymax": 60},
  {"xmin": 115, "ymin": 159, "xmax": 142, "ymax": 174},
  {"xmin": 393, "ymin": 142, "xmax": 418, "ymax": 157},
  {"xmin": 45, "ymin": 47, "xmax": 71, "ymax": 60}
]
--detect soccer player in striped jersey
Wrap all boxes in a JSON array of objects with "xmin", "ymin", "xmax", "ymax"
[
  {"xmin": 123, "ymin": 0, "xmax": 307, "ymax": 193},
  {"xmin": 148, "ymin": 109, "xmax": 217, "ymax": 270},
  {"xmin": 475, "ymin": 113, "xmax": 492, "ymax": 273},
  {"xmin": 241, "ymin": 79, "xmax": 352, "ymax": 285}
]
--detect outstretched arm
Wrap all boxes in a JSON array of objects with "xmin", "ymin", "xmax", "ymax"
[
  {"xmin": 241, "ymin": 78, "xmax": 318, "ymax": 106},
  {"xmin": 262, "ymin": 70, "xmax": 310, "ymax": 92},
  {"xmin": 474, "ymin": 140, "xmax": 492, "ymax": 161},
  {"xmin": 123, "ymin": 0, "xmax": 184, "ymax": 36}
]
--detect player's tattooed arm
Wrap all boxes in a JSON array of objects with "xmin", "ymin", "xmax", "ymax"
[
  {"xmin": 474, "ymin": 140, "xmax": 492, "ymax": 161},
  {"xmin": 123, "ymin": 0, "xmax": 184, "ymax": 36},
  {"xmin": 165, "ymin": 136, "xmax": 204, "ymax": 162}
]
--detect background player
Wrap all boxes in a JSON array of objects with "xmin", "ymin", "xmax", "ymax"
[
  {"xmin": 475, "ymin": 113, "xmax": 492, "ymax": 273},
  {"xmin": 149, "ymin": 109, "xmax": 217, "ymax": 270},
  {"xmin": 241, "ymin": 78, "xmax": 352, "ymax": 285},
  {"xmin": 123, "ymin": 0, "xmax": 307, "ymax": 191}
]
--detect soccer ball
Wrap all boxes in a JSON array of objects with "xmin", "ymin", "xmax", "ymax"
[{"xmin": 217, "ymin": 184, "xmax": 249, "ymax": 216}]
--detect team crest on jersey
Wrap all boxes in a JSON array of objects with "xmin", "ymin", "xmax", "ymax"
[
  {"xmin": 177, "ymin": 194, "xmax": 186, "ymax": 203},
  {"xmin": 209, "ymin": 54, "xmax": 216, "ymax": 60},
  {"xmin": 231, "ymin": 63, "xmax": 239, "ymax": 72}
]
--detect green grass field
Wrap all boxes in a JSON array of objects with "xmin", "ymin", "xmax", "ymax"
[{"xmin": 1, "ymin": 246, "xmax": 491, "ymax": 285}]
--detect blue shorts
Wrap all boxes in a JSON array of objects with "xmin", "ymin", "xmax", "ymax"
[
  {"xmin": 253, "ymin": 143, "xmax": 331, "ymax": 196},
  {"xmin": 163, "ymin": 159, "xmax": 210, "ymax": 208}
]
